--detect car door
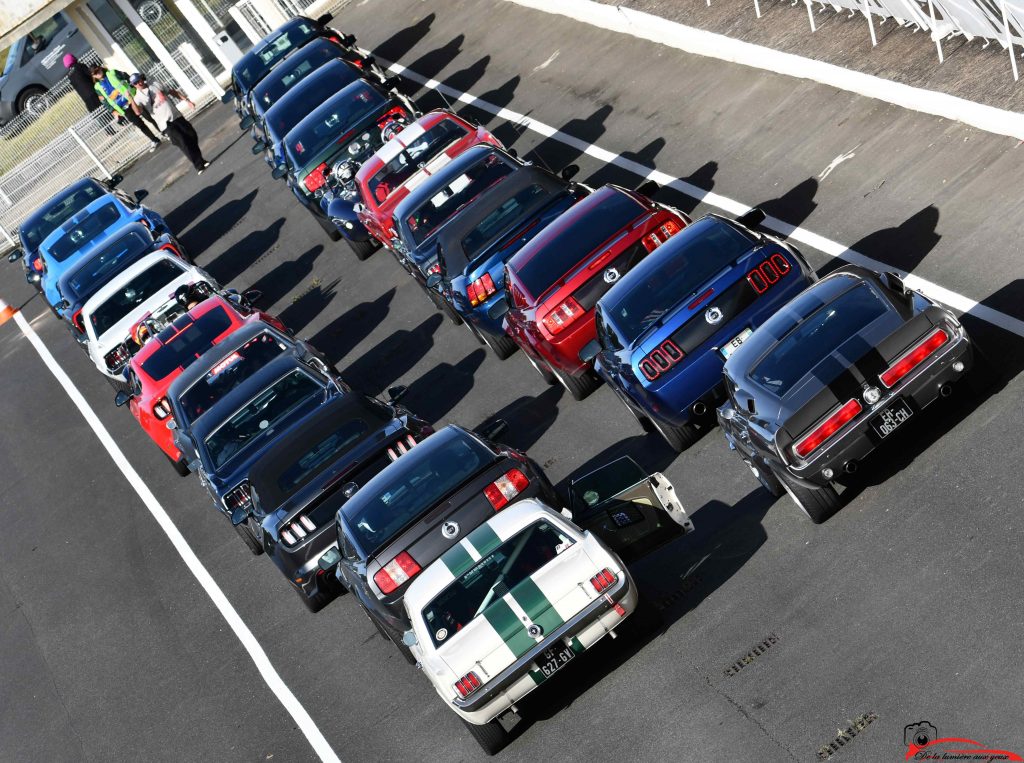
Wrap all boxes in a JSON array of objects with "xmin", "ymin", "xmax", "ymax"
[{"xmin": 568, "ymin": 456, "xmax": 693, "ymax": 562}]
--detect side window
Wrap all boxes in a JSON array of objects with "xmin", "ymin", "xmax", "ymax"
[
  {"xmin": 339, "ymin": 530, "xmax": 358, "ymax": 561},
  {"xmin": 595, "ymin": 309, "xmax": 622, "ymax": 352},
  {"xmin": 22, "ymin": 16, "xmax": 64, "ymax": 64},
  {"xmin": 510, "ymin": 279, "xmax": 527, "ymax": 309}
]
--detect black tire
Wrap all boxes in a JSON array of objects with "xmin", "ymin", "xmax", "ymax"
[
  {"xmin": 233, "ymin": 521, "xmax": 264, "ymax": 556},
  {"xmin": 48, "ymin": 300, "xmax": 62, "ymax": 319},
  {"xmin": 16, "ymin": 86, "xmax": 46, "ymax": 116},
  {"xmin": 463, "ymin": 320, "xmax": 486, "ymax": 345},
  {"xmin": 773, "ymin": 468, "xmax": 842, "ymax": 524},
  {"xmin": 480, "ymin": 329, "xmax": 518, "ymax": 360},
  {"xmin": 297, "ymin": 585, "xmax": 333, "ymax": 613},
  {"xmin": 364, "ymin": 606, "xmax": 416, "ymax": 663},
  {"xmin": 348, "ymin": 237, "xmax": 376, "ymax": 261},
  {"xmin": 649, "ymin": 415, "xmax": 700, "ymax": 452},
  {"xmin": 314, "ymin": 210, "xmax": 342, "ymax": 241},
  {"xmin": 461, "ymin": 717, "xmax": 510, "ymax": 756},
  {"xmin": 525, "ymin": 351, "xmax": 556, "ymax": 385},
  {"xmin": 166, "ymin": 453, "xmax": 190, "ymax": 477},
  {"xmin": 426, "ymin": 287, "xmax": 463, "ymax": 325},
  {"xmin": 549, "ymin": 363, "xmax": 600, "ymax": 401},
  {"xmin": 743, "ymin": 457, "xmax": 783, "ymax": 497}
]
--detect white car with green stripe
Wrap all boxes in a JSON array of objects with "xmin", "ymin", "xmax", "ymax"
[{"xmin": 401, "ymin": 498, "xmax": 641, "ymax": 754}]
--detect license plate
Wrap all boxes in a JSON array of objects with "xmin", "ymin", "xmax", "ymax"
[
  {"xmin": 870, "ymin": 398, "xmax": 913, "ymax": 438},
  {"xmin": 538, "ymin": 644, "xmax": 575, "ymax": 678},
  {"xmin": 719, "ymin": 328, "xmax": 753, "ymax": 359}
]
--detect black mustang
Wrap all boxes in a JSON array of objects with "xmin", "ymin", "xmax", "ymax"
[{"xmin": 717, "ymin": 266, "xmax": 972, "ymax": 522}]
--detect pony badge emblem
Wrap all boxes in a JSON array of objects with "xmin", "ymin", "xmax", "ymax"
[
  {"xmin": 603, "ymin": 267, "xmax": 620, "ymax": 284},
  {"xmin": 441, "ymin": 521, "xmax": 460, "ymax": 539},
  {"xmin": 705, "ymin": 306, "xmax": 724, "ymax": 325}
]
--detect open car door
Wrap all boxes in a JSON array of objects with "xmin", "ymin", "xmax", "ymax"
[{"xmin": 567, "ymin": 457, "xmax": 693, "ymax": 561}]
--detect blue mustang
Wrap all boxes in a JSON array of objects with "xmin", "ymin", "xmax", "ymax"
[{"xmin": 581, "ymin": 210, "xmax": 816, "ymax": 451}]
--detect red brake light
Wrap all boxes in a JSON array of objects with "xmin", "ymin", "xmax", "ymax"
[
  {"xmin": 642, "ymin": 218, "xmax": 682, "ymax": 252},
  {"xmin": 72, "ymin": 309, "xmax": 85, "ymax": 332},
  {"xmin": 32, "ymin": 257, "xmax": 44, "ymax": 272},
  {"xmin": 303, "ymin": 162, "xmax": 328, "ymax": 193},
  {"xmin": 373, "ymin": 551, "xmax": 421, "ymax": 594},
  {"xmin": 793, "ymin": 399, "xmax": 863, "ymax": 459},
  {"xmin": 591, "ymin": 568, "xmax": 617, "ymax": 593},
  {"xmin": 104, "ymin": 344, "xmax": 131, "ymax": 372},
  {"xmin": 159, "ymin": 242, "xmax": 183, "ymax": 259},
  {"xmin": 541, "ymin": 296, "xmax": 584, "ymax": 335},
  {"xmin": 879, "ymin": 328, "xmax": 949, "ymax": 388},
  {"xmin": 467, "ymin": 273, "xmax": 496, "ymax": 307},
  {"xmin": 454, "ymin": 671, "xmax": 482, "ymax": 698},
  {"xmin": 746, "ymin": 253, "xmax": 792, "ymax": 294},
  {"xmin": 426, "ymin": 262, "xmax": 441, "ymax": 276},
  {"xmin": 637, "ymin": 339, "xmax": 684, "ymax": 382},
  {"xmin": 483, "ymin": 468, "xmax": 529, "ymax": 511},
  {"xmin": 223, "ymin": 481, "xmax": 252, "ymax": 513}
]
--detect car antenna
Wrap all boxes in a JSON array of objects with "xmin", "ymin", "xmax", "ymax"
[
  {"xmin": 435, "ymin": 86, "xmax": 456, "ymax": 112},
  {"xmin": 530, "ymin": 150, "xmax": 554, "ymax": 173}
]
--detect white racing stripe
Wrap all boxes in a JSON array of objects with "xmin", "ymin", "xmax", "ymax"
[
  {"xmin": 10, "ymin": 310, "xmax": 341, "ymax": 763},
  {"xmin": 382, "ymin": 60, "xmax": 1024, "ymax": 339}
]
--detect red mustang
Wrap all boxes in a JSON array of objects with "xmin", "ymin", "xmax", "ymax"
[
  {"xmin": 122, "ymin": 293, "xmax": 287, "ymax": 475},
  {"xmin": 354, "ymin": 109, "xmax": 502, "ymax": 252},
  {"xmin": 497, "ymin": 184, "xmax": 690, "ymax": 400}
]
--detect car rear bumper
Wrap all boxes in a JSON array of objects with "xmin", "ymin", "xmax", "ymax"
[{"xmin": 450, "ymin": 569, "xmax": 638, "ymax": 725}]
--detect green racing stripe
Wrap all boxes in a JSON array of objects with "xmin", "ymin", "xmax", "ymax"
[
  {"xmin": 509, "ymin": 577, "xmax": 565, "ymax": 635},
  {"xmin": 482, "ymin": 598, "xmax": 535, "ymax": 657},
  {"xmin": 466, "ymin": 522, "xmax": 501, "ymax": 557},
  {"xmin": 439, "ymin": 542, "xmax": 475, "ymax": 578}
]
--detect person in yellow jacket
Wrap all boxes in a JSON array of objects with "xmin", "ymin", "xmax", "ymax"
[{"xmin": 91, "ymin": 66, "xmax": 161, "ymax": 149}]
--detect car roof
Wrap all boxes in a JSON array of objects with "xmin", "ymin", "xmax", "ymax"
[
  {"xmin": 39, "ymin": 194, "xmax": 127, "ymax": 251},
  {"xmin": 131, "ymin": 294, "xmax": 242, "ymax": 367},
  {"xmin": 81, "ymin": 250, "xmax": 186, "ymax": 314},
  {"xmin": 392, "ymin": 144, "xmax": 509, "ymax": 223},
  {"xmin": 282, "ymin": 79, "xmax": 383, "ymax": 149},
  {"xmin": 264, "ymin": 58, "xmax": 359, "ymax": 124},
  {"xmin": 167, "ymin": 319, "xmax": 288, "ymax": 396},
  {"xmin": 21, "ymin": 178, "xmax": 106, "ymax": 232},
  {"xmin": 354, "ymin": 110, "xmax": 464, "ymax": 184},
  {"xmin": 56, "ymin": 221, "xmax": 153, "ymax": 287}
]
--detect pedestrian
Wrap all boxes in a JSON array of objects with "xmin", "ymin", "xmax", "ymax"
[
  {"xmin": 90, "ymin": 65, "xmax": 161, "ymax": 150},
  {"xmin": 64, "ymin": 54, "xmax": 117, "ymax": 136},
  {"xmin": 130, "ymin": 72, "xmax": 210, "ymax": 174}
]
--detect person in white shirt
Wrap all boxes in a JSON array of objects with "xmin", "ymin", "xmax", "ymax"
[{"xmin": 130, "ymin": 73, "xmax": 210, "ymax": 174}]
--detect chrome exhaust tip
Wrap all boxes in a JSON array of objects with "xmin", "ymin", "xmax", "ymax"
[
  {"xmin": 692, "ymin": 401, "xmax": 708, "ymax": 417},
  {"xmin": 844, "ymin": 460, "xmax": 859, "ymax": 474},
  {"xmin": 939, "ymin": 383, "xmax": 953, "ymax": 398}
]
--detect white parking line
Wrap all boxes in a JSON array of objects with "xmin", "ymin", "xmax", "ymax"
[
  {"xmin": 10, "ymin": 311, "xmax": 342, "ymax": 763},
  {"xmin": 383, "ymin": 60, "xmax": 1024, "ymax": 339}
]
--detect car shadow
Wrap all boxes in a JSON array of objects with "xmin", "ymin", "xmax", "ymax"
[
  {"xmin": 307, "ymin": 287, "xmax": 397, "ymax": 365},
  {"xmin": 460, "ymin": 75, "xmax": 521, "ymax": 129},
  {"xmin": 820, "ymin": 205, "xmax": 941, "ymax": 278},
  {"xmin": 372, "ymin": 12, "xmax": 435, "ymax": 63},
  {"xmin": 528, "ymin": 104, "xmax": 613, "ymax": 173},
  {"xmin": 404, "ymin": 348, "xmax": 488, "ymax": 423},
  {"xmin": 162, "ymin": 172, "xmax": 234, "ymax": 233},
  {"xmin": 201, "ymin": 217, "xmax": 286, "ymax": 285},
  {"xmin": 243, "ymin": 244, "xmax": 324, "ymax": 309},
  {"xmin": 340, "ymin": 312, "xmax": 444, "ymax": 395},
  {"xmin": 181, "ymin": 188, "xmax": 260, "ymax": 257},
  {"xmin": 473, "ymin": 385, "xmax": 565, "ymax": 453},
  {"xmin": 277, "ymin": 277, "xmax": 340, "ymax": 335},
  {"xmin": 404, "ymin": 34, "xmax": 464, "ymax": 82},
  {"xmin": 556, "ymin": 432, "xmax": 680, "ymax": 496},
  {"xmin": 583, "ymin": 137, "xmax": 666, "ymax": 189},
  {"xmin": 753, "ymin": 177, "xmax": 819, "ymax": 234},
  {"xmin": 659, "ymin": 160, "xmax": 719, "ymax": 216}
]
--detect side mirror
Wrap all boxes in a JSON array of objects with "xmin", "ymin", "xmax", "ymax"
[
  {"xmin": 230, "ymin": 506, "xmax": 249, "ymax": 526},
  {"xmin": 735, "ymin": 207, "xmax": 766, "ymax": 229},
  {"xmin": 383, "ymin": 75, "xmax": 401, "ymax": 92},
  {"xmin": 272, "ymin": 165, "xmax": 288, "ymax": 180},
  {"xmin": 353, "ymin": 202, "xmax": 365, "ymax": 215},
  {"xmin": 425, "ymin": 273, "xmax": 441, "ymax": 289},
  {"xmin": 133, "ymin": 188, "xmax": 148, "ymax": 203},
  {"xmin": 8, "ymin": 248, "xmax": 23, "ymax": 263},
  {"xmin": 402, "ymin": 630, "xmax": 417, "ymax": 647},
  {"xmin": 242, "ymin": 288, "xmax": 262, "ymax": 304},
  {"xmin": 166, "ymin": 419, "xmax": 177, "ymax": 430},
  {"xmin": 316, "ymin": 12, "xmax": 334, "ymax": 25},
  {"xmin": 579, "ymin": 338, "xmax": 601, "ymax": 364},
  {"xmin": 342, "ymin": 33, "xmax": 357, "ymax": 47},
  {"xmin": 487, "ymin": 299, "xmax": 510, "ymax": 321},
  {"xmin": 477, "ymin": 418, "xmax": 509, "ymax": 441},
  {"xmin": 318, "ymin": 547, "xmax": 342, "ymax": 571},
  {"xmin": 239, "ymin": 115, "xmax": 254, "ymax": 130},
  {"xmin": 220, "ymin": 89, "xmax": 234, "ymax": 104},
  {"xmin": 58, "ymin": 298, "xmax": 70, "ymax": 310},
  {"xmin": 560, "ymin": 164, "xmax": 580, "ymax": 181},
  {"xmin": 107, "ymin": 173, "xmax": 123, "ymax": 188},
  {"xmin": 508, "ymin": 148, "xmax": 518, "ymax": 158},
  {"xmin": 251, "ymin": 141, "xmax": 265, "ymax": 154},
  {"xmin": 114, "ymin": 390, "xmax": 131, "ymax": 407},
  {"xmin": 635, "ymin": 178, "xmax": 660, "ymax": 198},
  {"xmin": 387, "ymin": 384, "xmax": 408, "ymax": 402}
]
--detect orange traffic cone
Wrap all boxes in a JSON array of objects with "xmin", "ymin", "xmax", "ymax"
[{"xmin": 0, "ymin": 298, "xmax": 16, "ymax": 326}]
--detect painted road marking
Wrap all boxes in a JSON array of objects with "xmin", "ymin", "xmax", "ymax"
[
  {"xmin": 10, "ymin": 311, "xmax": 341, "ymax": 763},
  {"xmin": 382, "ymin": 59, "xmax": 1024, "ymax": 339}
]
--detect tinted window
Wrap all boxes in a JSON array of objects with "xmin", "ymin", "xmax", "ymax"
[
  {"xmin": 345, "ymin": 436, "xmax": 493, "ymax": 556},
  {"xmin": 20, "ymin": 183, "xmax": 107, "ymax": 252},
  {"xmin": 750, "ymin": 282, "xmax": 889, "ymax": 395},
  {"xmin": 177, "ymin": 331, "xmax": 288, "ymax": 422},
  {"xmin": 367, "ymin": 118, "xmax": 469, "ymax": 203},
  {"xmin": 88, "ymin": 259, "xmax": 185, "ymax": 337},
  {"xmin": 514, "ymin": 191, "xmax": 644, "ymax": 300},
  {"xmin": 236, "ymin": 21, "xmax": 318, "ymax": 89},
  {"xmin": 63, "ymin": 229, "xmax": 152, "ymax": 300},
  {"xmin": 254, "ymin": 42, "xmax": 339, "ymax": 108},
  {"xmin": 264, "ymin": 61, "xmax": 360, "ymax": 146},
  {"xmin": 286, "ymin": 83, "xmax": 387, "ymax": 167},
  {"xmin": 275, "ymin": 413, "xmax": 385, "ymax": 495},
  {"xmin": 46, "ymin": 202, "xmax": 123, "ymax": 262},
  {"xmin": 404, "ymin": 153, "xmax": 514, "ymax": 246},
  {"xmin": 604, "ymin": 217, "xmax": 756, "ymax": 342},
  {"xmin": 422, "ymin": 521, "xmax": 574, "ymax": 648},
  {"xmin": 140, "ymin": 306, "xmax": 235, "ymax": 381},
  {"xmin": 205, "ymin": 370, "xmax": 323, "ymax": 469},
  {"xmin": 450, "ymin": 184, "xmax": 550, "ymax": 273}
]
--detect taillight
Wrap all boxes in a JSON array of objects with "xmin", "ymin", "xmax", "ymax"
[
  {"xmin": 483, "ymin": 468, "xmax": 529, "ymax": 511},
  {"xmin": 280, "ymin": 514, "xmax": 318, "ymax": 546},
  {"xmin": 303, "ymin": 162, "xmax": 328, "ymax": 193},
  {"xmin": 223, "ymin": 481, "xmax": 252, "ymax": 513},
  {"xmin": 879, "ymin": 328, "xmax": 949, "ymax": 388},
  {"xmin": 467, "ymin": 273, "xmax": 496, "ymax": 307},
  {"xmin": 72, "ymin": 309, "xmax": 85, "ymax": 332},
  {"xmin": 104, "ymin": 344, "xmax": 131, "ymax": 372},
  {"xmin": 541, "ymin": 296, "xmax": 584, "ymax": 336},
  {"xmin": 426, "ymin": 262, "xmax": 441, "ymax": 276},
  {"xmin": 642, "ymin": 219, "xmax": 682, "ymax": 252},
  {"xmin": 153, "ymin": 397, "xmax": 170, "ymax": 420},
  {"xmin": 591, "ymin": 568, "xmax": 617, "ymax": 593},
  {"xmin": 387, "ymin": 434, "xmax": 419, "ymax": 462},
  {"xmin": 159, "ymin": 242, "xmax": 183, "ymax": 259},
  {"xmin": 746, "ymin": 253, "xmax": 792, "ymax": 294},
  {"xmin": 637, "ymin": 339, "xmax": 684, "ymax": 382},
  {"xmin": 373, "ymin": 551, "xmax": 421, "ymax": 594},
  {"xmin": 32, "ymin": 257, "xmax": 44, "ymax": 272},
  {"xmin": 793, "ymin": 399, "xmax": 863, "ymax": 459},
  {"xmin": 454, "ymin": 671, "xmax": 482, "ymax": 699},
  {"xmin": 376, "ymin": 106, "xmax": 408, "ymax": 129}
]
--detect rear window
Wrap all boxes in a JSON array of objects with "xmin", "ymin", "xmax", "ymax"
[
  {"xmin": 255, "ymin": 43, "xmax": 338, "ymax": 108},
  {"xmin": 750, "ymin": 282, "xmax": 889, "ymax": 395},
  {"xmin": 265, "ymin": 61, "xmax": 359, "ymax": 145},
  {"xmin": 344, "ymin": 435, "xmax": 494, "ymax": 556},
  {"xmin": 205, "ymin": 370, "xmax": 323, "ymax": 469},
  {"xmin": 47, "ymin": 202, "xmax": 123, "ymax": 262},
  {"xmin": 286, "ymin": 82, "xmax": 387, "ymax": 166},
  {"xmin": 177, "ymin": 331, "xmax": 288, "ymax": 422},
  {"xmin": 21, "ymin": 182, "xmax": 106, "ymax": 251},
  {"xmin": 513, "ymin": 191, "xmax": 644, "ymax": 300},
  {"xmin": 236, "ymin": 21, "xmax": 318, "ymax": 88},
  {"xmin": 449, "ymin": 183, "xmax": 550, "ymax": 274},
  {"xmin": 88, "ymin": 259, "xmax": 184, "ymax": 337},
  {"xmin": 367, "ymin": 118, "xmax": 469, "ymax": 203},
  {"xmin": 140, "ymin": 306, "xmax": 235, "ymax": 381},
  {"xmin": 422, "ymin": 520, "xmax": 575, "ymax": 648},
  {"xmin": 404, "ymin": 153, "xmax": 514, "ymax": 246},
  {"xmin": 64, "ymin": 229, "xmax": 152, "ymax": 300},
  {"xmin": 604, "ymin": 217, "xmax": 756, "ymax": 342}
]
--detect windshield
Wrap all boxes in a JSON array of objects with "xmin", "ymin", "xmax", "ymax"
[
  {"xmin": 265, "ymin": 61, "xmax": 360, "ymax": 146},
  {"xmin": 204, "ymin": 370, "xmax": 323, "ymax": 469},
  {"xmin": 88, "ymin": 259, "xmax": 185, "ymax": 337},
  {"xmin": 63, "ymin": 229, "xmax": 152, "ymax": 301},
  {"xmin": 604, "ymin": 217, "xmax": 756, "ymax": 342},
  {"xmin": 422, "ymin": 520, "xmax": 575, "ymax": 648},
  {"xmin": 404, "ymin": 153, "xmax": 514, "ymax": 246},
  {"xmin": 750, "ymin": 282, "xmax": 889, "ymax": 395},
  {"xmin": 236, "ymin": 20, "xmax": 318, "ymax": 89},
  {"xmin": 140, "ymin": 305, "xmax": 235, "ymax": 381},
  {"xmin": 45, "ymin": 202, "xmax": 123, "ymax": 262},
  {"xmin": 344, "ymin": 435, "xmax": 493, "ymax": 556},
  {"xmin": 20, "ymin": 182, "xmax": 106, "ymax": 252},
  {"xmin": 177, "ymin": 331, "xmax": 288, "ymax": 422},
  {"xmin": 367, "ymin": 118, "xmax": 469, "ymax": 203},
  {"xmin": 254, "ymin": 41, "xmax": 339, "ymax": 110},
  {"xmin": 286, "ymin": 82, "xmax": 387, "ymax": 168}
]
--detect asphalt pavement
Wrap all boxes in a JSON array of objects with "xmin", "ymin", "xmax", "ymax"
[{"xmin": 1, "ymin": 0, "xmax": 1023, "ymax": 760}]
